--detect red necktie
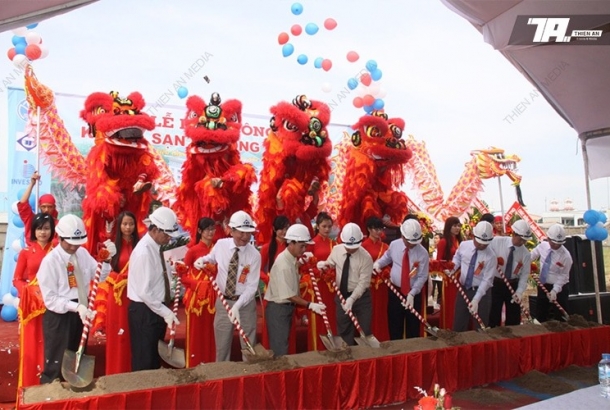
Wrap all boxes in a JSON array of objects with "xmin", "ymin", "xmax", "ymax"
[{"xmin": 401, "ymin": 248, "xmax": 411, "ymax": 295}]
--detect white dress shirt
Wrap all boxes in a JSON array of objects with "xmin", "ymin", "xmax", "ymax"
[
  {"xmin": 264, "ymin": 249, "xmax": 299, "ymax": 303},
  {"xmin": 38, "ymin": 245, "xmax": 110, "ymax": 314},
  {"xmin": 327, "ymin": 244, "xmax": 373, "ymax": 301},
  {"xmin": 198, "ymin": 237, "xmax": 261, "ymax": 309},
  {"xmin": 127, "ymin": 233, "xmax": 172, "ymax": 319},
  {"xmin": 451, "ymin": 240, "xmax": 497, "ymax": 302},
  {"xmin": 490, "ymin": 236, "xmax": 531, "ymax": 295},
  {"xmin": 531, "ymin": 241, "xmax": 572, "ymax": 294},
  {"xmin": 377, "ymin": 239, "xmax": 429, "ymax": 296}
]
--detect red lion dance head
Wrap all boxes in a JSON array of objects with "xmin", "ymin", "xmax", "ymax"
[
  {"xmin": 256, "ymin": 95, "xmax": 332, "ymax": 243},
  {"xmin": 183, "ymin": 92, "xmax": 242, "ymax": 150}
]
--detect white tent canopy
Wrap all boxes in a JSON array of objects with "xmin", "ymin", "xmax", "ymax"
[
  {"xmin": 441, "ymin": 0, "xmax": 610, "ymax": 179},
  {"xmin": 0, "ymin": 0, "xmax": 97, "ymax": 34}
]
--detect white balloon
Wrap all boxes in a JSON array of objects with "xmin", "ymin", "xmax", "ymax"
[
  {"xmin": 369, "ymin": 83, "xmax": 381, "ymax": 96},
  {"xmin": 11, "ymin": 239, "xmax": 22, "ymax": 253},
  {"xmin": 377, "ymin": 87, "xmax": 387, "ymax": 98},
  {"xmin": 39, "ymin": 44, "xmax": 49, "ymax": 59},
  {"xmin": 11, "ymin": 201, "xmax": 19, "ymax": 215},
  {"xmin": 12, "ymin": 297, "xmax": 20, "ymax": 309},
  {"xmin": 321, "ymin": 82, "xmax": 332, "ymax": 93},
  {"xmin": 25, "ymin": 32, "xmax": 42, "ymax": 45},
  {"xmin": 12, "ymin": 54, "xmax": 29, "ymax": 68},
  {"xmin": 2, "ymin": 293, "xmax": 14, "ymax": 306},
  {"xmin": 12, "ymin": 27, "xmax": 28, "ymax": 36}
]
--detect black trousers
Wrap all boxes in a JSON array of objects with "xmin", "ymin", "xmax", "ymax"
[
  {"xmin": 387, "ymin": 288, "xmax": 422, "ymax": 339},
  {"xmin": 41, "ymin": 309, "xmax": 83, "ymax": 384},
  {"xmin": 535, "ymin": 283, "xmax": 569, "ymax": 322},
  {"xmin": 128, "ymin": 301, "xmax": 167, "ymax": 371},
  {"xmin": 335, "ymin": 290, "xmax": 372, "ymax": 346},
  {"xmin": 489, "ymin": 277, "xmax": 521, "ymax": 327},
  {"xmin": 265, "ymin": 301, "xmax": 295, "ymax": 356}
]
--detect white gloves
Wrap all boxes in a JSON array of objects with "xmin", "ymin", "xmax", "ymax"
[
  {"xmin": 308, "ymin": 302, "xmax": 326, "ymax": 315},
  {"xmin": 76, "ymin": 304, "xmax": 88, "ymax": 323},
  {"xmin": 342, "ymin": 297, "xmax": 354, "ymax": 312},
  {"xmin": 302, "ymin": 252, "xmax": 314, "ymax": 262},
  {"xmin": 443, "ymin": 269, "xmax": 453, "ymax": 277},
  {"xmin": 373, "ymin": 261, "xmax": 381, "ymax": 274},
  {"xmin": 164, "ymin": 311, "xmax": 180, "ymax": 328},
  {"xmin": 404, "ymin": 294, "xmax": 414, "ymax": 309},
  {"xmin": 316, "ymin": 261, "xmax": 331, "ymax": 270},
  {"xmin": 469, "ymin": 299, "xmax": 479, "ymax": 315},
  {"xmin": 511, "ymin": 292, "xmax": 522, "ymax": 304},
  {"xmin": 103, "ymin": 239, "xmax": 117, "ymax": 259},
  {"xmin": 229, "ymin": 305, "xmax": 241, "ymax": 325},
  {"xmin": 548, "ymin": 290, "xmax": 557, "ymax": 302},
  {"xmin": 194, "ymin": 257, "xmax": 205, "ymax": 270}
]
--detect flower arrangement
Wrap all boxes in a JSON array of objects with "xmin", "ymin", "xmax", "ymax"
[
  {"xmin": 238, "ymin": 264, "xmax": 250, "ymax": 284},
  {"xmin": 414, "ymin": 384, "xmax": 459, "ymax": 410},
  {"xmin": 416, "ymin": 212, "xmax": 435, "ymax": 240},
  {"xmin": 67, "ymin": 262, "xmax": 77, "ymax": 288}
]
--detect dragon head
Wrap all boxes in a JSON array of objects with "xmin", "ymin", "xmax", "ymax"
[
  {"xmin": 350, "ymin": 110, "xmax": 412, "ymax": 165},
  {"xmin": 471, "ymin": 147, "xmax": 522, "ymax": 183},
  {"xmin": 183, "ymin": 93, "xmax": 242, "ymax": 155},
  {"xmin": 80, "ymin": 91, "xmax": 155, "ymax": 149},
  {"xmin": 269, "ymin": 95, "xmax": 332, "ymax": 160}
]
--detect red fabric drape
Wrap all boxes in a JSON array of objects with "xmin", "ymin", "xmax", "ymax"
[{"xmin": 19, "ymin": 327, "xmax": 610, "ymax": 410}]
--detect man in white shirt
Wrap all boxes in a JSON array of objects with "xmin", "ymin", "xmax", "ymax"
[
  {"xmin": 38, "ymin": 214, "xmax": 115, "ymax": 383},
  {"xmin": 265, "ymin": 224, "xmax": 326, "ymax": 356},
  {"xmin": 447, "ymin": 221, "xmax": 497, "ymax": 332},
  {"xmin": 195, "ymin": 210, "xmax": 261, "ymax": 361},
  {"xmin": 375, "ymin": 219, "xmax": 429, "ymax": 339},
  {"xmin": 531, "ymin": 224, "xmax": 573, "ymax": 322},
  {"xmin": 127, "ymin": 207, "xmax": 181, "ymax": 371},
  {"xmin": 489, "ymin": 220, "xmax": 532, "ymax": 327}
]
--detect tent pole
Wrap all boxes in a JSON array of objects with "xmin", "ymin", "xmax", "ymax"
[
  {"xmin": 581, "ymin": 138, "xmax": 603, "ymax": 324},
  {"xmin": 497, "ymin": 176, "xmax": 506, "ymax": 233}
]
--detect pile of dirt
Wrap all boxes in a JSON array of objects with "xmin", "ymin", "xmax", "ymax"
[
  {"xmin": 512, "ymin": 370, "xmax": 576, "ymax": 396},
  {"xmin": 452, "ymin": 386, "xmax": 527, "ymax": 404},
  {"xmin": 552, "ymin": 365, "xmax": 598, "ymax": 387},
  {"xmin": 567, "ymin": 314, "xmax": 602, "ymax": 328},
  {"xmin": 543, "ymin": 320, "xmax": 576, "ymax": 333}
]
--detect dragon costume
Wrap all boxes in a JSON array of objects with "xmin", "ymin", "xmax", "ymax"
[
  {"xmin": 338, "ymin": 110, "xmax": 412, "ymax": 229},
  {"xmin": 173, "ymin": 93, "xmax": 256, "ymax": 240},
  {"xmin": 255, "ymin": 95, "xmax": 332, "ymax": 243}
]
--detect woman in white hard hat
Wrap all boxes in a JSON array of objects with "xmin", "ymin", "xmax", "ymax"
[
  {"xmin": 530, "ymin": 224, "xmax": 573, "ymax": 322},
  {"xmin": 265, "ymin": 224, "xmax": 326, "ymax": 356},
  {"xmin": 37, "ymin": 214, "xmax": 115, "ymax": 383}
]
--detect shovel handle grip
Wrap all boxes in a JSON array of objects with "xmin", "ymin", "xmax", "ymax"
[
  {"xmin": 495, "ymin": 267, "xmax": 535, "ymax": 322},
  {"xmin": 309, "ymin": 269, "xmax": 334, "ymax": 336},
  {"xmin": 532, "ymin": 275, "xmax": 570, "ymax": 319},
  {"xmin": 331, "ymin": 281, "xmax": 365, "ymax": 336},
  {"xmin": 210, "ymin": 278, "xmax": 255, "ymax": 352},
  {"xmin": 446, "ymin": 270, "xmax": 487, "ymax": 330}
]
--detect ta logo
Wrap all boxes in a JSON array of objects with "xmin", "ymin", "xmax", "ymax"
[
  {"xmin": 528, "ymin": 18, "xmax": 571, "ymax": 42},
  {"xmin": 17, "ymin": 99, "xmax": 29, "ymax": 122},
  {"xmin": 16, "ymin": 133, "xmax": 36, "ymax": 152}
]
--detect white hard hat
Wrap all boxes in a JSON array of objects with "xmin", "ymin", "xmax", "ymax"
[
  {"xmin": 228, "ymin": 210, "xmax": 256, "ymax": 232},
  {"xmin": 149, "ymin": 206, "xmax": 180, "ymax": 237},
  {"xmin": 55, "ymin": 214, "xmax": 87, "ymax": 245},
  {"xmin": 473, "ymin": 221, "xmax": 493, "ymax": 244},
  {"xmin": 284, "ymin": 224, "xmax": 314, "ymax": 244},
  {"xmin": 547, "ymin": 224, "xmax": 566, "ymax": 244},
  {"xmin": 511, "ymin": 220, "xmax": 532, "ymax": 240},
  {"xmin": 340, "ymin": 223, "xmax": 364, "ymax": 249},
  {"xmin": 400, "ymin": 219, "xmax": 422, "ymax": 245}
]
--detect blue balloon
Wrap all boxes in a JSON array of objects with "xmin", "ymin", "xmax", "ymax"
[
  {"xmin": 28, "ymin": 194, "xmax": 36, "ymax": 209},
  {"xmin": 598, "ymin": 211, "xmax": 607, "ymax": 224},
  {"xmin": 26, "ymin": 23, "xmax": 39, "ymax": 29},
  {"xmin": 177, "ymin": 86, "xmax": 188, "ymax": 99},
  {"xmin": 583, "ymin": 209, "xmax": 600, "ymax": 225},
  {"xmin": 305, "ymin": 23, "xmax": 319, "ymax": 35},
  {"xmin": 10, "ymin": 286, "xmax": 18, "ymax": 298},
  {"xmin": 12, "ymin": 214, "xmax": 24, "ymax": 228},
  {"xmin": 13, "ymin": 253, "xmax": 19, "ymax": 262},
  {"xmin": 372, "ymin": 98, "xmax": 385, "ymax": 110},
  {"xmin": 1, "ymin": 305, "xmax": 18, "ymax": 322},
  {"xmin": 297, "ymin": 54, "xmax": 308, "ymax": 65},
  {"xmin": 15, "ymin": 43, "xmax": 26, "ymax": 55},
  {"xmin": 363, "ymin": 105, "xmax": 374, "ymax": 114},
  {"xmin": 282, "ymin": 43, "xmax": 294, "ymax": 57},
  {"xmin": 371, "ymin": 68, "xmax": 383, "ymax": 81},
  {"xmin": 17, "ymin": 188, "xmax": 27, "ymax": 201},
  {"xmin": 291, "ymin": 2, "xmax": 303, "ymax": 15},
  {"xmin": 313, "ymin": 57, "xmax": 323, "ymax": 69},
  {"xmin": 11, "ymin": 35, "xmax": 26, "ymax": 46},
  {"xmin": 366, "ymin": 60, "xmax": 378, "ymax": 72},
  {"xmin": 347, "ymin": 78, "xmax": 358, "ymax": 90}
]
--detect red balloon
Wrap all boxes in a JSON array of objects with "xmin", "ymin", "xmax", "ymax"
[
  {"xmin": 360, "ymin": 73, "xmax": 372, "ymax": 86},
  {"xmin": 321, "ymin": 59, "xmax": 332, "ymax": 71},
  {"xmin": 7, "ymin": 47, "xmax": 16, "ymax": 61},
  {"xmin": 353, "ymin": 97, "xmax": 364, "ymax": 108},
  {"xmin": 363, "ymin": 94, "xmax": 375, "ymax": 106},
  {"xmin": 324, "ymin": 18, "xmax": 337, "ymax": 30},
  {"xmin": 278, "ymin": 32, "xmax": 289, "ymax": 45},
  {"xmin": 291, "ymin": 24, "xmax": 302, "ymax": 36},
  {"xmin": 346, "ymin": 51, "xmax": 359, "ymax": 63},
  {"xmin": 25, "ymin": 44, "xmax": 41, "ymax": 60}
]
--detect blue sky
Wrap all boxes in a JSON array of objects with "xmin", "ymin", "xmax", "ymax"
[{"xmin": 1, "ymin": 0, "xmax": 607, "ymax": 217}]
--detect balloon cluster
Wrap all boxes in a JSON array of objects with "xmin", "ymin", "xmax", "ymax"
[
  {"xmin": 1, "ymin": 288, "xmax": 19, "ymax": 322},
  {"xmin": 347, "ymin": 59, "xmax": 386, "ymax": 113},
  {"xmin": 583, "ymin": 210, "xmax": 609, "ymax": 241},
  {"xmin": 6, "ymin": 23, "xmax": 49, "ymax": 68}
]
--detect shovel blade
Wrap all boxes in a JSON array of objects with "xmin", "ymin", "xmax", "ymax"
[
  {"xmin": 355, "ymin": 334, "xmax": 381, "ymax": 348},
  {"xmin": 242, "ymin": 343, "xmax": 274, "ymax": 363},
  {"xmin": 320, "ymin": 334, "xmax": 346, "ymax": 351},
  {"xmin": 62, "ymin": 349, "xmax": 95, "ymax": 388},
  {"xmin": 425, "ymin": 326, "xmax": 440, "ymax": 337},
  {"xmin": 158, "ymin": 340, "xmax": 186, "ymax": 369}
]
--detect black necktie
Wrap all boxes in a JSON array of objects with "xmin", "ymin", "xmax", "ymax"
[
  {"xmin": 160, "ymin": 248, "xmax": 171, "ymax": 305},
  {"xmin": 340, "ymin": 253, "xmax": 351, "ymax": 298},
  {"xmin": 225, "ymin": 248, "xmax": 239, "ymax": 297},
  {"xmin": 505, "ymin": 246, "xmax": 515, "ymax": 279}
]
